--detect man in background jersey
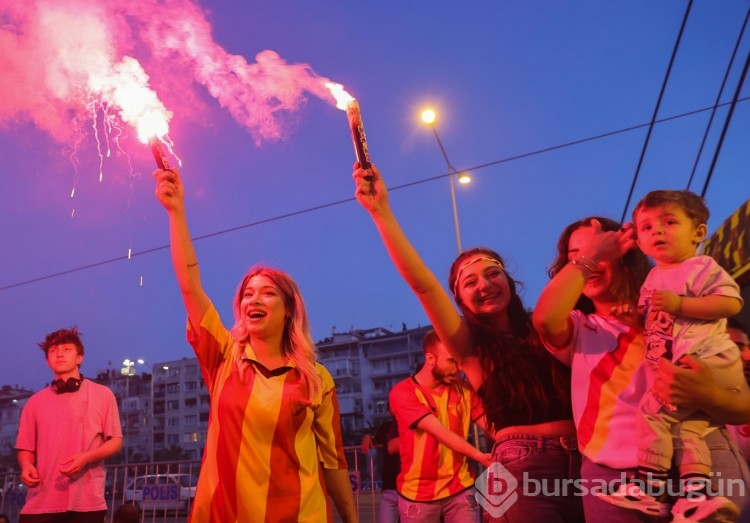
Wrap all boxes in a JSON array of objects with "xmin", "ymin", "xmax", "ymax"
[{"xmin": 389, "ymin": 330, "xmax": 491, "ymax": 522}]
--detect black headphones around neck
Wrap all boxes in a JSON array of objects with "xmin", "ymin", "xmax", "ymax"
[{"xmin": 51, "ymin": 375, "xmax": 83, "ymax": 394}]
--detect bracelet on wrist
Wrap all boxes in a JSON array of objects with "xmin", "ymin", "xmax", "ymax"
[{"xmin": 570, "ymin": 254, "xmax": 599, "ymax": 274}]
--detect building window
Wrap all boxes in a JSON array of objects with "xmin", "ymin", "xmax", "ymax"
[
  {"xmin": 167, "ymin": 400, "xmax": 179, "ymax": 411},
  {"xmin": 184, "ymin": 415, "xmax": 197, "ymax": 426},
  {"xmin": 167, "ymin": 417, "xmax": 179, "ymax": 427}
]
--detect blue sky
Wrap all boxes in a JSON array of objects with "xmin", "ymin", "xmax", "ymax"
[{"xmin": 1, "ymin": 0, "xmax": 748, "ymax": 390}]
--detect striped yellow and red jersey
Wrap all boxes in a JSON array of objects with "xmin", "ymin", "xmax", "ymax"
[
  {"xmin": 187, "ymin": 303, "xmax": 348, "ymax": 523},
  {"xmin": 389, "ymin": 376, "xmax": 483, "ymax": 502},
  {"xmin": 566, "ymin": 310, "xmax": 648, "ymax": 469}
]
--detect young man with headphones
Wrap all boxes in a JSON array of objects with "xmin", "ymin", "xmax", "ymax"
[{"xmin": 15, "ymin": 326, "xmax": 122, "ymax": 523}]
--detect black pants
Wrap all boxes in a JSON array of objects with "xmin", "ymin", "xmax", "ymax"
[{"xmin": 19, "ymin": 510, "xmax": 107, "ymax": 523}]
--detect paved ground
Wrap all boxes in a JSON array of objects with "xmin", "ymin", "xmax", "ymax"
[{"xmin": 336, "ymin": 490, "xmax": 380, "ymax": 523}]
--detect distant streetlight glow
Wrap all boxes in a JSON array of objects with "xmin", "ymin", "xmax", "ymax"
[{"xmin": 122, "ymin": 358, "xmax": 145, "ymax": 375}]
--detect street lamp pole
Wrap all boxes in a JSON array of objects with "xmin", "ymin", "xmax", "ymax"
[
  {"xmin": 121, "ymin": 358, "xmax": 145, "ymax": 465},
  {"xmin": 430, "ymin": 126, "xmax": 463, "ymax": 255},
  {"xmin": 421, "ymin": 110, "xmax": 470, "ymax": 255},
  {"xmin": 421, "ymin": 109, "xmax": 483, "ymax": 451}
]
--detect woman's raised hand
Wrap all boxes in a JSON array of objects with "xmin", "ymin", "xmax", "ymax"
[
  {"xmin": 153, "ymin": 167, "xmax": 184, "ymax": 213},
  {"xmin": 353, "ymin": 163, "xmax": 388, "ymax": 215}
]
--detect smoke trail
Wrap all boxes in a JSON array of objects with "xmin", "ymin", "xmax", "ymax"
[
  {"xmin": 127, "ymin": 0, "xmax": 334, "ymax": 143},
  {"xmin": 0, "ymin": 0, "xmax": 337, "ymax": 146}
]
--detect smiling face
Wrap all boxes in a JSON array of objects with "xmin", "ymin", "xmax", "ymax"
[
  {"xmin": 239, "ymin": 274, "xmax": 288, "ymax": 341},
  {"xmin": 567, "ymin": 225, "xmax": 619, "ymax": 305},
  {"xmin": 46, "ymin": 342, "xmax": 83, "ymax": 379},
  {"xmin": 634, "ymin": 203, "xmax": 706, "ymax": 266},
  {"xmin": 454, "ymin": 256, "xmax": 511, "ymax": 320}
]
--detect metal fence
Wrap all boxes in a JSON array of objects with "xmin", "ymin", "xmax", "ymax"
[{"xmin": 0, "ymin": 447, "xmax": 382, "ymax": 523}]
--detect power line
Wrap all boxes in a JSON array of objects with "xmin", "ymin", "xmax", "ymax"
[
  {"xmin": 686, "ymin": 6, "xmax": 750, "ymax": 191},
  {"xmin": 701, "ymin": 46, "xmax": 750, "ymax": 198},
  {"xmin": 619, "ymin": 0, "xmax": 693, "ymax": 223},
  {"xmin": 1, "ymin": 97, "xmax": 748, "ymax": 294}
]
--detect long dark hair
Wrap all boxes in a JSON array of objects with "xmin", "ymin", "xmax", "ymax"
[
  {"xmin": 448, "ymin": 248, "xmax": 571, "ymax": 427},
  {"xmin": 548, "ymin": 217, "xmax": 652, "ymax": 313}
]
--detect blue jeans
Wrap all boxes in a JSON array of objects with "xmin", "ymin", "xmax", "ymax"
[
  {"xmin": 379, "ymin": 489, "xmax": 400, "ymax": 523},
  {"xmin": 398, "ymin": 487, "xmax": 480, "ymax": 523},
  {"xmin": 581, "ymin": 427, "xmax": 750, "ymax": 522},
  {"xmin": 482, "ymin": 434, "xmax": 584, "ymax": 522}
]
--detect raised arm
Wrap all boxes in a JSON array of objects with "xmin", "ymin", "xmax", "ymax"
[
  {"xmin": 532, "ymin": 260, "xmax": 589, "ymax": 359},
  {"xmin": 153, "ymin": 168, "xmax": 210, "ymax": 327},
  {"xmin": 353, "ymin": 165, "xmax": 473, "ymax": 363},
  {"xmin": 532, "ymin": 219, "xmax": 636, "ymax": 360}
]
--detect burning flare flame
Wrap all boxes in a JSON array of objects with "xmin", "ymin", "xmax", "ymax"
[
  {"xmin": 86, "ymin": 56, "xmax": 172, "ymax": 143},
  {"xmin": 325, "ymin": 82, "xmax": 355, "ymax": 110}
]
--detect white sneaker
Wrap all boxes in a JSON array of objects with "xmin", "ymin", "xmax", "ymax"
[
  {"xmin": 596, "ymin": 482, "xmax": 669, "ymax": 517},
  {"xmin": 671, "ymin": 494, "xmax": 740, "ymax": 522}
]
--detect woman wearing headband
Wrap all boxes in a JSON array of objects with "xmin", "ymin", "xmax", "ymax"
[{"xmin": 354, "ymin": 164, "xmax": 583, "ymax": 522}]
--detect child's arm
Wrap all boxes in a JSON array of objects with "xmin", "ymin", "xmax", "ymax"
[{"xmin": 650, "ymin": 290, "xmax": 742, "ymax": 320}]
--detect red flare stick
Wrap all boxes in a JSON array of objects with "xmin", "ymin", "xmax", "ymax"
[
  {"xmin": 346, "ymin": 100, "xmax": 371, "ymax": 170},
  {"xmin": 149, "ymin": 139, "xmax": 172, "ymax": 170}
]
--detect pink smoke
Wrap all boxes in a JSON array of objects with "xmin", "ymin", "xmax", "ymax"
[{"xmin": 0, "ymin": 0, "xmax": 338, "ymax": 147}]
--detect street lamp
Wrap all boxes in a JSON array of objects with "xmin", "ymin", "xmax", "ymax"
[
  {"xmin": 420, "ymin": 109, "xmax": 471, "ymax": 254},
  {"xmin": 121, "ymin": 358, "xmax": 145, "ymax": 465}
]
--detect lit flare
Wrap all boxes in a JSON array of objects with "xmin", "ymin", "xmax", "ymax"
[{"xmin": 325, "ymin": 82, "xmax": 371, "ymax": 170}]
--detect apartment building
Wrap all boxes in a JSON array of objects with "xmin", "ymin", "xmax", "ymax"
[
  {"xmin": 0, "ymin": 324, "xmax": 431, "ymax": 466},
  {"xmin": 151, "ymin": 358, "xmax": 209, "ymax": 462},
  {"xmin": 0, "ymin": 386, "xmax": 33, "ymax": 471},
  {"xmin": 316, "ymin": 325, "xmax": 431, "ymax": 438}
]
